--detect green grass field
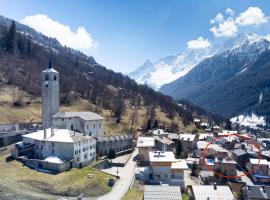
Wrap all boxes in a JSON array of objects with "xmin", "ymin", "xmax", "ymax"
[
  {"xmin": 122, "ymin": 188, "xmax": 143, "ymax": 200},
  {"xmin": 0, "ymin": 149, "xmax": 113, "ymax": 199}
]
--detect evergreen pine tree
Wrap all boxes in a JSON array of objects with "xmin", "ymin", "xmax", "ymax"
[
  {"xmin": 225, "ymin": 119, "xmax": 232, "ymax": 130},
  {"xmin": 176, "ymin": 140, "xmax": 183, "ymax": 158},
  {"xmin": 5, "ymin": 21, "xmax": 16, "ymax": 54}
]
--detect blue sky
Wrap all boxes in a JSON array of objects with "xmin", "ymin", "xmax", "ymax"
[{"xmin": 0, "ymin": 0, "xmax": 270, "ymax": 73}]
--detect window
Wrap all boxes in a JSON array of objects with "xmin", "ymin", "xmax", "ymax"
[
  {"xmin": 94, "ymin": 124, "xmax": 95, "ymax": 129},
  {"xmin": 45, "ymin": 74, "xmax": 49, "ymax": 81},
  {"xmin": 84, "ymin": 154, "xmax": 87, "ymax": 159},
  {"xmin": 54, "ymin": 75, "xmax": 57, "ymax": 81},
  {"xmin": 90, "ymin": 146, "xmax": 92, "ymax": 149},
  {"xmin": 87, "ymin": 125, "xmax": 89, "ymax": 129},
  {"xmin": 62, "ymin": 118, "xmax": 64, "ymax": 121},
  {"xmin": 71, "ymin": 125, "xmax": 74, "ymax": 130},
  {"xmin": 99, "ymin": 123, "xmax": 101, "ymax": 128}
]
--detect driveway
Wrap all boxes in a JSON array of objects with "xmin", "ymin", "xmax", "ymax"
[
  {"xmin": 97, "ymin": 148, "xmax": 138, "ymax": 200},
  {"xmin": 237, "ymin": 169, "xmax": 254, "ymax": 186}
]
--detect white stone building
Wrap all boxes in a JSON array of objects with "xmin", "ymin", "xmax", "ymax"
[
  {"xmin": 22, "ymin": 128, "xmax": 96, "ymax": 168},
  {"xmin": 52, "ymin": 111, "xmax": 104, "ymax": 138}
]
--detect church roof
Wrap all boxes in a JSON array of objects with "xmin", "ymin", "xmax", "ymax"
[
  {"xmin": 42, "ymin": 67, "xmax": 59, "ymax": 73},
  {"xmin": 42, "ymin": 60, "xmax": 59, "ymax": 73},
  {"xmin": 23, "ymin": 128, "xmax": 92, "ymax": 143},
  {"xmin": 53, "ymin": 111, "xmax": 104, "ymax": 121}
]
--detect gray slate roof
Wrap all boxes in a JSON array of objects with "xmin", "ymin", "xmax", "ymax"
[
  {"xmin": 144, "ymin": 185, "xmax": 182, "ymax": 200},
  {"xmin": 233, "ymin": 148, "xmax": 247, "ymax": 157},
  {"xmin": 245, "ymin": 186, "xmax": 270, "ymax": 200},
  {"xmin": 53, "ymin": 112, "xmax": 104, "ymax": 121}
]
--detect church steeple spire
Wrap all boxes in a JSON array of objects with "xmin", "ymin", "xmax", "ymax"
[{"xmin": 48, "ymin": 59, "xmax": 53, "ymax": 69}]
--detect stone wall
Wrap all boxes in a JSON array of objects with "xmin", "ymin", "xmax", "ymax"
[
  {"xmin": 18, "ymin": 157, "xmax": 70, "ymax": 172},
  {"xmin": 96, "ymin": 134, "xmax": 133, "ymax": 157}
]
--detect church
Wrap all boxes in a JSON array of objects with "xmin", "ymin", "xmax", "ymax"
[{"xmin": 12, "ymin": 61, "xmax": 103, "ymax": 172}]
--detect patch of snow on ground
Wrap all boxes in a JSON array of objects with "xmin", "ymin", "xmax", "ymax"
[
  {"xmin": 259, "ymin": 92, "xmax": 263, "ymax": 104},
  {"xmin": 231, "ymin": 113, "xmax": 266, "ymax": 128},
  {"xmin": 239, "ymin": 67, "xmax": 247, "ymax": 74}
]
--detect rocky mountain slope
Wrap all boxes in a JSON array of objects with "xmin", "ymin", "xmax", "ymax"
[{"xmin": 160, "ymin": 33, "xmax": 270, "ymax": 125}]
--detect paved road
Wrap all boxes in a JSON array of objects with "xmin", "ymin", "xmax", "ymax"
[
  {"xmin": 237, "ymin": 169, "xmax": 254, "ymax": 186},
  {"xmin": 97, "ymin": 148, "xmax": 138, "ymax": 200}
]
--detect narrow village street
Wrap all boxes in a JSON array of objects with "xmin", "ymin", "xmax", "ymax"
[{"xmin": 97, "ymin": 148, "xmax": 138, "ymax": 200}]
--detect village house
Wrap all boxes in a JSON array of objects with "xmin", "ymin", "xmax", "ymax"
[
  {"xmin": 232, "ymin": 148, "xmax": 255, "ymax": 169},
  {"xmin": 196, "ymin": 141, "xmax": 229, "ymax": 158},
  {"xmin": 188, "ymin": 185, "xmax": 234, "ymax": 200},
  {"xmin": 202, "ymin": 157, "xmax": 237, "ymax": 176},
  {"xmin": 246, "ymin": 158, "xmax": 270, "ymax": 183},
  {"xmin": 153, "ymin": 135, "xmax": 174, "ymax": 151},
  {"xmin": 244, "ymin": 186, "xmax": 270, "ymax": 200},
  {"xmin": 168, "ymin": 133, "xmax": 196, "ymax": 154},
  {"xmin": 148, "ymin": 151, "xmax": 188, "ymax": 189},
  {"xmin": 144, "ymin": 185, "xmax": 182, "ymax": 200},
  {"xmin": 214, "ymin": 158, "xmax": 237, "ymax": 177},
  {"xmin": 137, "ymin": 137, "xmax": 155, "ymax": 164}
]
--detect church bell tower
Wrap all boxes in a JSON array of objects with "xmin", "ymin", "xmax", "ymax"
[{"xmin": 42, "ymin": 60, "xmax": 59, "ymax": 129}]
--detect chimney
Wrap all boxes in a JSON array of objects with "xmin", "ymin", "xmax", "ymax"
[
  {"xmin": 44, "ymin": 129, "xmax": 47, "ymax": 139},
  {"xmin": 51, "ymin": 127, "xmax": 54, "ymax": 137}
]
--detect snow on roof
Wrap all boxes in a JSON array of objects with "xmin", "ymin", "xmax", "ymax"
[
  {"xmin": 44, "ymin": 156, "xmax": 64, "ymax": 164},
  {"xmin": 221, "ymin": 130, "xmax": 238, "ymax": 134},
  {"xmin": 171, "ymin": 160, "xmax": 188, "ymax": 169},
  {"xmin": 149, "ymin": 151, "xmax": 176, "ymax": 163},
  {"xmin": 42, "ymin": 68, "xmax": 58, "ymax": 73},
  {"xmin": 250, "ymin": 158, "xmax": 270, "ymax": 166},
  {"xmin": 53, "ymin": 111, "xmax": 104, "ymax": 121},
  {"xmin": 152, "ymin": 129, "xmax": 168, "ymax": 135},
  {"xmin": 194, "ymin": 118, "xmax": 200, "ymax": 122},
  {"xmin": 197, "ymin": 141, "xmax": 228, "ymax": 153},
  {"xmin": 198, "ymin": 133, "xmax": 213, "ymax": 140},
  {"xmin": 23, "ymin": 128, "xmax": 92, "ymax": 143},
  {"xmin": 137, "ymin": 137, "xmax": 155, "ymax": 148},
  {"xmin": 179, "ymin": 134, "xmax": 196, "ymax": 141},
  {"xmin": 153, "ymin": 136, "xmax": 174, "ymax": 145},
  {"xmin": 191, "ymin": 185, "xmax": 234, "ymax": 200}
]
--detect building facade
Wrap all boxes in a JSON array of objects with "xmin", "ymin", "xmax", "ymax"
[{"xmin": 52, "ymin": 112, "xmax": 104, "ymax": 138}]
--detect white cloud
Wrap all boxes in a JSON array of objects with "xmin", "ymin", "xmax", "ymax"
[
  {"xmin": 265, "ymin": 34, "xmax": 270, "ymax": 42},
  {"xmin": 210, "ymin": 18, "xmax": 238, "ymax": 37},
  {"xmin": 21, "ymin": 14, "xmax": 96, "ymax": 50},
  {"xmin": 187, "ymin": 37, "xmax": 211, "ymax": 49},
  {"xmin": 226, "ymin": 8, "xmax": 234, "ymax": 16},
  {"xmin": 210, "ymin": 13, "xmax": 224, "ymax": 24},
  {"xmin": 236, "ymin": 7, "xmax": 268, "ymax": 26},
  {"xmin": 210, "ymin": 7, "xmax": 269, "ymax": 38}
]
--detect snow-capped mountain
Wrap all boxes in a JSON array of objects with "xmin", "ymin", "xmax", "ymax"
[
  {"xmin": 129, "ymin": 32, "xmax": 270, "ymax": 90},
  {"xmin": 129, "ymin": 48, "xmax": 214, "ymax": 90},
  {"xmin": 160, "ymin": 32, "xmax": 270, "ymax": 122}
]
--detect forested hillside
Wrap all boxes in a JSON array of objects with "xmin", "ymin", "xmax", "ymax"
[
  {"xmin": 0, "ymin": 17, "xmax": 225, "ymax": 134},
  {"xmin": 160, "ymin": 33, "xmax": 270, "ymax": 124}
]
